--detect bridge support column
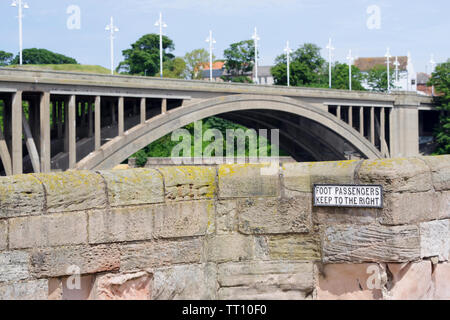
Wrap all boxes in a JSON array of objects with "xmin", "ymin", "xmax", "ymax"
[
  {"xmin": 140, "ymin": 98, "xmax": 146, "ymax": 124},
  {"xmin": 40, "ymin": 92, "xmax": 51, "ymax": 173},
  {"xmin": 162, "ymin": 98, "xmax": 167, "ymax": 114},
  {"xmin": 349, "ymin": 106, "xmax": 353, "ymax": 128},
  {"xmin": 68, "ymin": 95, "xmax": 76, "ymax": 169},
  {"xmin": 12, "ymin": 91, "xmax": 23, "ymax": 175},
  {"xmin": 370, "ymin": 107, "xmax": 375, "ymax": 145},
  {"xmin": 118, "ymin": 97, "xmax": 124, "ymax": 136},
  {"xmin": 88, "ymin": 102, "xmax": 93, "ymax": 138},
  {"xmin": 359, "ymin": 107, "xmax": 364, "ymax": 137},
  {"xmin": 390, "ymin": 96, "xmax": 419, "ymax": 157},
  {"xmin": 95, "ymin": 96, "xmax": 101, "ymax": 151},
  {"xmin": 336, "ymin": 105, "xmax": 341, "ymax": 120}
]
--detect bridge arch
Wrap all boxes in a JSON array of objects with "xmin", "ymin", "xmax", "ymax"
[{"xmin": 76, "ymin": 94, "xmax": 382, "ymax": 170}]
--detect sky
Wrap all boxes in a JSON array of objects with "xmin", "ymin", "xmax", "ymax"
[{"xmin": 0, "ymin": 0, "xmax": 448, "ymax": 74}]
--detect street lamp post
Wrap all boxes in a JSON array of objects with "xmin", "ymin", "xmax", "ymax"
[
  {"xmin": 284, "ymin": 41, "xmax": 293, "ymax": 87},
  {"xmin": 155, "ymin": 12, "xmax": 167, "ymax": 78},
  {"xmin": 430, "ymin": 54, "xmax": 436, "ymax": 96},
  {"xmin": 326, "ymin": 38, "xmax": 335, "ymax": 89},
  {"xmin": 105, "ymin": 17, "xmax": 119, "ymax": 75},
  {"xmin": 393, "ymin": 56, "xmax": 400, "ymax": 84},
  {"xmin": 347, "ymin": 49, "xmax": 354, "ymax": 91},
  {"xmin": 252, "ymin": 27, "xmax": 260, "ymax": 84},
  {"xmin": 385, "ymin": 47, "xmax": 392, "ymax": 92},
  {"xmin": 11, "ymin": 0, "xmax": 29, "ymax": 66},
  {"xmin": 205, "ymin": 30, "xmax": 216, "ymax": 82}
]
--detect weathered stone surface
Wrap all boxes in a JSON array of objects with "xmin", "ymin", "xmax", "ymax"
[
  {"xmin": 36, "ymin": 171, "xmax": 107, "ymax": 213},
  {"xmin": 0, "ymin": 220, "xmax": 7, "ymax": 250},
  {"xmin": 382, "ymin": 191, "xmax": 439, "ymax": 225},
  {"xmin": 152, "ymin": 263, "xmax": 216, "ymax": 300},
  {"xmin": 218, "ymin": 164, "xmax": 279, "ymax": 199},
  {"xmin": 216, "ymin": 200, "xmax": 238, "ymax": 234},
  {"xmin": 48, "ymin": 278, "xmax": 63, "ymax": 300},
  {"xmin": 323, "ymin": 224, "xmax": 420, "ymax": 262},
  {"xmin": 205, "ymin": 234, "xmax": 255, "ymax": 263},
  {"xmin": 60, "ymin": 275, "xmax": 95, "ymax": 300},
  {"xmin": 218, "ymin": 261, "xmax": 314, "ymax": 300},
  {"xmin": 282, "ymin": 160, "xmax": 360, "ymax": 192},
  {"xmin": 386, "ymin": 261, "xmax": 434, "ymax": 300},
  {"xmin": 154, "ymin": 201, "xmax": 214, "ymax": 238},
  {"xmin": 30, "ymin": 245, "xmax": 120, "ymax": 278},
  {"xmin": 317, "ymin": 263, "xmax": 384, "ymax": 300},
  {"xmin": 238, "ymin": 195, "xmax": 311, "ymax": 235},
  {"xmin": 438, "ymin": 191, "xmax": 450, "ymax": 219},
  {"xmin": 120, "ymin": 238, "xmax": 203, "ymax": 271},
  {"xmin": 358, "ymin": 158, "xmax": 433, "ymax": 193},
  {"xmin": 99, "ymin": 169, "xmax": 164, "ymax": 207},
  {"xmin": 94, "ymin": 271, "xmax": 152, "ymax": 300},
  {"xmin": 0, "ymin": 280, "xmax": 48, "ymax": 300},
  {"xmin": 0, "ymin": 174, "xmax": 44, "ymax": 218},
  {"xmin": 421, "ymin": 155, "xmax": 450, "ymax": 191},
  {"xmin": 158, "ymin": 166, "xmax": 216, "ymax": 201},
  {"xmin": 433, "ymin": 263, "xmax": 450, "ymax": 299},
  {"xmin": 88, "ymin": 206, "xmax": 153, "ymax": 244},
  {"xmin": 0, "ymin": 251, "xmax": 29, "ymax": 283},
  {"xmin": 9, "ymin": 212, "xmax": 87, "ymax": 249},
  {"xmin": 313, "ymin": 207, "xmax": 378, "ymax": 225},
  {"xmin": 264, "ymin": 234, "xmax": 320, "ymax": 261},
  {"xmin": 420, "ymin": 220, "xmax": 450, "ymax": 261}
]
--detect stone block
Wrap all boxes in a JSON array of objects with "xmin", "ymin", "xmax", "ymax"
[
  {"xmin": 36, "ymin": 171, "xmax": 107, "ymax": 213},
  {"xmin": 93, "ymin": 271, "xmax": 152, "ymax": 300},
  {"xmin": 218, "ymin": 261, "xmax": 314, "ymax": 300},
  {"xmin": 88, "ymin": 206, "xmax": 154, "ymax": 244},
  {"xmin": 265, "ymin": 234, "xmax": 320, "ymax": 261},
  {"xmin": 0, "ymin": 279, "xmax": 48, "ymax": 300},
  {"xmin": 120, "ymin": 238, "xmax": 203, "ymax": 271},
  {"xmin": 357, "ymin": 158, "xmax": 433, "ymax": 193},
  {"xmin": 0, "ymin": 220, "xmax": 6, "ymax": 251},
  {"xmin": 9, "ymin": 212, "xmax": 87, "ymax": 249},
  {"xmin": 438, "ymin": 191, "xmax": 450, "ymax": 219},
  {"xmin": 30, "ymin": 245, "xmax": 120, "ymax": 278},
  {"xmin": 152, "ymin": 263, "xmax": 217, "ymax": 300},
  {"xmin": 154, "ymin": 201, "xmax": 214, "ymax": 238},
  {"xmin": 282, "ymin": 160, "xmax": 360, "ymax": 192},
  {"xmin": 421, "ymin": 155, "xmax": 450, "ymax": 191},
  {"xmin": 386, "ymin": 261, "xmax": 434, "ymax": 300},
  {"xmin": 382, "ymin": 191, "xmax": 439, "ymax": 225},
  {"xmin": 0, "ymin": 174, "xmax": 44, "ymax": 218},
  {"xmin": 317, "ymin": 263, "xmax": 384, "ymax": 300},
  {"xmin": 238, "ymin": 195, "xmax": 311, "ymax": 235},
  {"xmin": 158, "ymin": 166, "xmax": 216, "ymax": 201},
  {"xmin": 323, "ymin": 224, "xmax": 420, "ymax": 263},
  {"xmin": 433, "ymin": 263, "xmax": 450, "ymax": 300},
  {"xmin": 0, "ymin": 251, "xmax": 29, "ymax": 283},
  {"xmin": 313, "ymin": 206, "xmax": 378, "ymax": 225},
  {"xmin": 205, "ymin": 234, "xmax": 255, "ymax": 263},
  {"xmin": 216, "ymin": 200, "xmax": 238, "ymax": 234},
  {"xmin": 420, "ymin": 219, "xmax": 450, "ymax": 261},
  {"xmin": 218, "ymin": 164, "xmax": 279, "ymax": 199},
  {"xmin": 99, "ymin": 169, "xmax": 164, "ymax": 207}
]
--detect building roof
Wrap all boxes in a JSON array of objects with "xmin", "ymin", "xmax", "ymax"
[
  {"xmin": 200, "ymin": 61, "xmax": 225, "ymax": 71},
  {"xmin": 417, "ymin": 72, "xmax": 431, "ymax": 85},
  {"xmin": 354, "ymin": 56, "xmax": 408, "ymax": 72},
  {"xmin": 257, "ymin": 66, "xmax": 273, "ymax": 77}
]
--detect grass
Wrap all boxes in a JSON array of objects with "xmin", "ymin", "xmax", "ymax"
[{"xmin": 5, "ymin": 64, "xmax": 116, "ymax": 75}]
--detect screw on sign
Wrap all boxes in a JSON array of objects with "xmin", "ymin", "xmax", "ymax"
[{"xmin": 313, "ymin": 184, "xmax": 383, "ymax": 208}]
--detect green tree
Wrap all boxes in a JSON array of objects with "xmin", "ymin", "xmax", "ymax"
[
  {"xmin": 271, "ymin": 43, "xmax": 326, "ymax": 87},
  {"xmin": 184, "ymin": 48, "xmax": 213, "ymax": 79},
  {"xmin": 117, "ymin": 34, "xmax": 175, "ymax": 76},
  {"xmin": 11, "ymin": 48, "xmax": 77, "ymax": 65},
  {"xmin": 223, "ymin": 40, "xmax": 255, "ymax": 82},
  {"xmin": 163, "ymin": 57, "xmax": 187, "ymax": 79},
  {"xmin": 429, "ymin": 60, "xmax": 450, "ymax": 154},
  {"xmin": 0, "ymin": 51, "xmax": 14, "ymax": 66},
  {"xmin": 330, "ymin": 63, "xmax": 366, "ymax": 90},
  {"xmin": 366, "ymin": 65, "xmax": 395, "ymax": 92}
]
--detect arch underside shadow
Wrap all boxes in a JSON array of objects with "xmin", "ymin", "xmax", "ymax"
[{"xmin": 76, "ymin": 95, "xmax": 382, "ymax": 170}]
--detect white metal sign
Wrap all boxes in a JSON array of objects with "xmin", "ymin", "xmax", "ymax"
[{"xmin": 313, "ymin": 184, "xmax": 383, "ymax": 208}]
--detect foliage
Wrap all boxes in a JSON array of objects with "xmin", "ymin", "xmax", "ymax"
[
  {"xmin": 163, "ymin": 57, "xmax": 187, "ymax": 79},
  {"xmin": 366, "ymin": 64, "xmax": 396, "ymax": 92},
  {"xmin": 11, "ymin": 48, "xmax": 77, "ymax": 65},
  {"xmin": 0, "ymin": 51, "xmax": 14, "ymax": 66},
  {"xmin": 271, "ymin": 43, "xmax": 326, "ymax": 87},
  {"xmin": 117, "ymin": 34, "xmax": 175, "ymax": 76},
  {"xmin": 223, "ymin": 40, "xmax": 255, "ymax": 80},
  {"xmin": 329, "ymin": 63, "xmax": 366, "ymax": 91},
  {"xmin": 184, "ymin": 48, "xmax": 213, "ymax": 80},
  {"xmin": 428, "ymin": 61, "xmax": 450, "ymax": 154}
]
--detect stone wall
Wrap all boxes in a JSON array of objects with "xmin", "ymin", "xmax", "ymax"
[{"xmin": 0, "ymin": 156, "xmax": 449, "ymax": 300}]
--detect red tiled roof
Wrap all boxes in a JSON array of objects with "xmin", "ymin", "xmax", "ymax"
[{"xmin": 354, "ymin": 56, "xmax": 408, "ymax": 72}]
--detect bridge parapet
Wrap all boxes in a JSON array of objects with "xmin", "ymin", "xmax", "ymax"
[{"xmin": 0, "ymin": 155, "xmax": 448, "ymax": 299}]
